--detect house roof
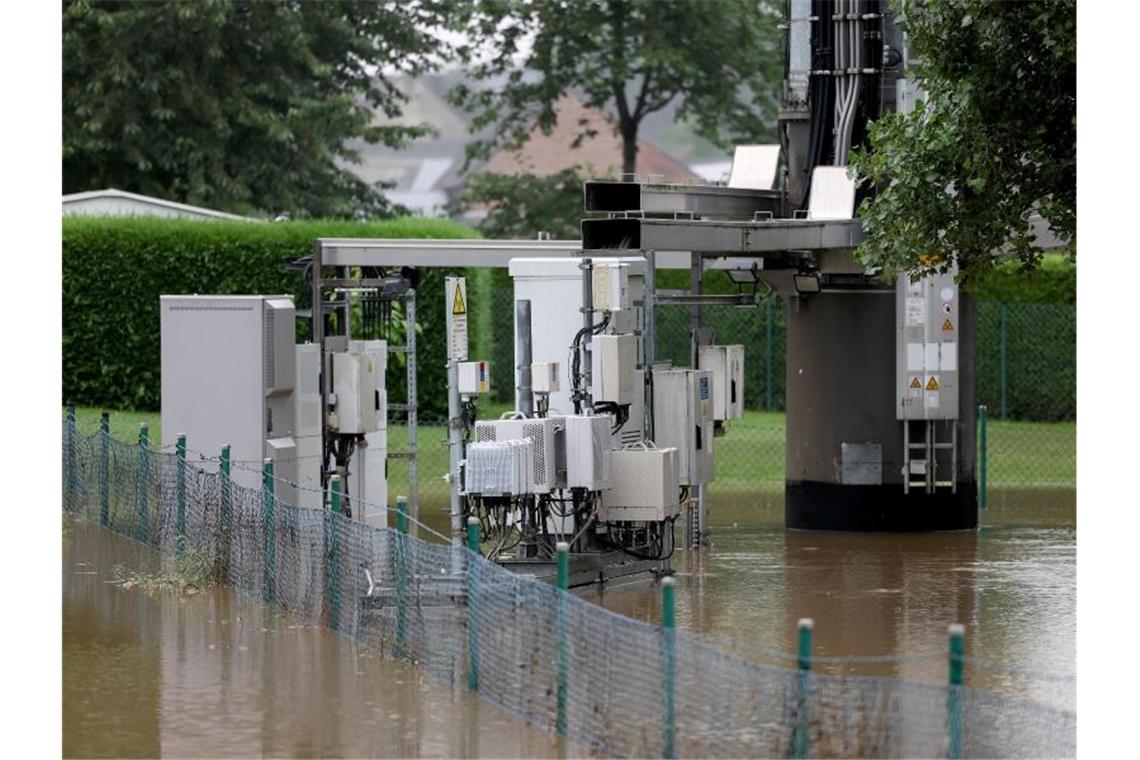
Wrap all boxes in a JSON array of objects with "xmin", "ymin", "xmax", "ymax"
[
  {"xmin": 62, "ymin": 189, "xmax": 254, "ymax": 221},
  {"xmin": 479, "ymin": 94, "xmax": 699, "ymax": 182}
]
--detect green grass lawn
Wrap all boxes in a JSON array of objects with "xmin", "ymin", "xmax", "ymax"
[{"xmin": 69, "ymin": 405, "xmax": 1075, "ymax": 515}]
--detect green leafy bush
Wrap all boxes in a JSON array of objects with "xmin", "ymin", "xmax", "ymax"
[{"xmin": 63, "ymin": 216, "xmax": 477, "ymax": 418}]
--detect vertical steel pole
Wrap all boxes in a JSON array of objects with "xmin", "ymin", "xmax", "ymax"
[
  {"xmin": 644, "ymin": 251, "xmax": 657, "ymax": 440},
  {"xmin": 999, "ymin": 303, "xmax": 1008, "ymax": 420},
  {"xmin": 580, "ymin": 258, "xmax": 594, "ymax": 413},
  {"xmin": 263, "ymin": 458, "xmax": 276, "ymax": 603},
  {"xmin": 328, "ymin": 475, "xmax": 342, "ymax": 630},
  {"xmin": 661, "ymin": 576, "xmax": 676, "ymax": 760},
  {"xmin": 136, "ymin": 423, "xmax": 149, "ymax": 543},
  {"xmin": 406, "ymin": 290, "xmax": 419, "ymax": 530},
  {"xmin": 395, "ymin": 494, "xmax": 409, "ymax": 656},
  {"xmin": 466, "ymin": 516, "xmax": 481, "ymax": 693},
  {"xmin": 978, "ymin": 405, "xmax": 988, "ymax": 512},
  {"xmin": 66, "ymin": 404, "xmax": 76, "ymax": 508},
  {"xmin": 556, "ymin": 541, "xmax": 570, "ymax": 736},
  {"xmin": 765, "ymin": 298, "xmax": 774, "ymax": 411},
  {"xmin": 219, "ymin": 444, "xmax": 231, "ymax": 583},
  {"xmin": 793, "ymin": 617, "xmax": 814, "ymax": 759},
  {"xmin": 99, "ymin": 411, "xmax": 110, "ymax": 526},
  {"xmin": 948, "ymin": 623, "xmax": 965, "ymax": 760},
  {"xmin": 446, "ymin": 282, "xmax": 464, "ymax": 548},
  {"xmin": 176, "ymin": 433, "xmax": 187, "ymax": 557}
]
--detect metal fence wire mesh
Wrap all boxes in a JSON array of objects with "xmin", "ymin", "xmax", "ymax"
[{"xmin": 63, "ymin": 419, "xmax": 1074, "ymax": 758}]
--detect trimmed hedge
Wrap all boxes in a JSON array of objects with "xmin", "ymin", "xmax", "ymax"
[{"xmin": 63, "ymin": 216, "xmax": 478, "ymax": 419}]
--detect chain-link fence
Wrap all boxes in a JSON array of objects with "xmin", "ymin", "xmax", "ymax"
[{"xmin": 62, "ymin": 417, "xmax": 1075, "ymax": 758}]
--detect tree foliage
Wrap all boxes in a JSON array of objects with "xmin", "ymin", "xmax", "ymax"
[
  {"xmin": 849, "ymin": 0, "xmax": 1076, "ymax": 282},
  {"xmin": 450, "ymin": 0, "xmax": 783, "ymax": 175},
  {"xmin": 457, "ymin": 167, "xmax": 592, "ymax": 239},
  {"xmin": 63, "ymin": 0, "xmax": 452, "ymax": 218}
]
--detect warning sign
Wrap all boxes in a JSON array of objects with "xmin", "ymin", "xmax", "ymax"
[
  {"xmin": 942, "ymin": 318, "xmax": 954, "ymax": 332},
  {"xmin": 909, "ymin": 377, "xmax": 922, "ymax": 389},
  {"xmin": 926, "ymin": 376, "xmax": 940, "ymax": 391},
  {"xmin": 445, "ymin": 277, "xmax": 468, "ymax": 361}
]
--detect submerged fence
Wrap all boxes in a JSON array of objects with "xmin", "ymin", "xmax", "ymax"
[{"xmin": 62, "ymin": 414, "xmax": 1074, "ymax": 758}]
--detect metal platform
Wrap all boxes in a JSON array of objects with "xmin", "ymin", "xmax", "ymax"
[
  {"xmin": 584, "ymin": 180, "xmax": 781, "ymax": 219},
  {"xmin": 580, "ymin": 216, "xmax": 864, "ymax": 253},
  {"xmin": 497, "ymin": 550, "xmax": 669, "ymax": 589}
]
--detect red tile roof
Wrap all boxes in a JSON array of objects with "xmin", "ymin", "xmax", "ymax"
[{"xmin": 480, "ymin": 93, "xmax": 698, "ymax": 182}]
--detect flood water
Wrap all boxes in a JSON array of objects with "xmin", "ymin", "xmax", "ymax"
[
  {"xmin": 64, "ymin": 488, "xmax": 1074, "ymax": 756},
  {"xmin": 62, "ymin": 521, "xmax": 576, "ymax": 758},
  {"xmin": 583, "ymin": 487, "xmax": 1076, "ymax": 712}
]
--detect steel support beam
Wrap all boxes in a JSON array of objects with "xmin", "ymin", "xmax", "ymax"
[
  {"xmin": 583, "ymin": 181, "xmax": 781, "ymax": 219},
  {"xmin": 581, "ymin": 217, "xmax": 864, "ymax": 253}
]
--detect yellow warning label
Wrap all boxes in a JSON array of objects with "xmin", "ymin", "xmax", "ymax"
[
  {"xmin": 452, "ymin": 285, "xmax": 467, "ymax": 315},
  {"xmin": 926, "ymin": 376, "xmax": 940, "ymax": 391},
  {"xmin": 909, "ymin": 377, "xmax": 922, "ymax": 389},
  {"xmin": 942, "ymin": 318, "xmax": 954, "ymax": 331}
]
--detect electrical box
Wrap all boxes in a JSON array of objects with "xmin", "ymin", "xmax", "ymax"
[
  {"xmin": 458, "ymin": 360, "xmax": 491, "ymax": 395},
  {"xmin": 346, "ymin": 340, "xmax": 388, "ymax": 523},
  {"xmin": 161, "ymin": 295, "xmax": 297, "ymax": 493},
  {"xmin": 266, "ymin": 436, "xmax": 298, "ymax": 507},
  {"xmin": 896, "ymin": 270, "xmax": 959, "ymax": 420},
  {"xmin": 652, "ymin": 369, "xmax": 715, "ymax": 485},
  {"xmin": 473, "ymin": 417, "xmax": 565, "ymax": 493},
  {"xmin": 292, "ymin": 343, "xmax": 323, "ymax": 509},
  {"xmin": 465, "ymin": 439, "xmax": 534, "ymax": 496},
  {"xmin": 532, "ymin": 361, "xmax": 560, "ymax": 395},
  {"xmin": 601, "ymin": 447, "xmax": 681, "ymax": 522},
  {"xmin": 562, "ymin": 414, "xmax": 612, "ymax": 491},
  {"xmin": 616, "ymin": 368, "xmax": 646, "ymax": 448},
  {"xmin": 332, "ymin": 350, "xmax": 383, "ymax": 434},
  {"xmin": 264, "ymin": 298, "xmax": 297, "ymax": 397},
  {"xmin": 510, "ymin": 256, "xmax": 646, "ymax": 415},
  {"xmin": 699, "ymin": 345, "xmax": 746, "ymax": 421},
  {"xmin": 591, "ymin": 261, "xmax": 631, "ymax": 313},
  {"xmin": 592, "ymin": 333, "xmax": 638, "ymax": 405}
]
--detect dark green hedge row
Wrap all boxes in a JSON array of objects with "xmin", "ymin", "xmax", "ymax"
[
  {"xmin": 966, "ymin": 254, "xmax": 1076, "ymax": 304},
  {"xmin": 63, "ymin": 216, "xmax": 478, "ymax": 418}
]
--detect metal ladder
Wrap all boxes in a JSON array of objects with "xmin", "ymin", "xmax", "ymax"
[{"xmin": 903, "ymin": 419, "xmax": 958, "ymax": 494}]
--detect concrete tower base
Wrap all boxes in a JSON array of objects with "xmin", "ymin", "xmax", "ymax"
[{"xmin": 783, "ymin": 289, "xmax": 977, "ymax": 532}]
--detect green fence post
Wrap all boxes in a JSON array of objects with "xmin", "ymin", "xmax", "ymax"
[
  {"xmin": 948, "ymin": 623, "xmax": 965, "ymax": 760},
  {"xmin": 999, "ymin": 303, "xmax": 1008, "ymax": 420},
  {"xmin": 136, "ymin": 424, "xmax": 149, "ymax": 543},
  {"xmin": 978, "ymin": 405, "xmax": 988, "ymax": 513},
  {"xmin": 219, "ymin": 444, "xmax": 231, "ymax": 583},
  {"xmin": 262, "ymin": 458, "xmax": 276, "ymax": 603},
  {"xmin": 99, "ymin": 412, "xmax": 110, "ymax": 526},
  {"xmin": 395, "ymin": 495, "xmax": 409, "ymax": 657},
  {"xmin": 66, "ymin": 404, "xmax": 76, "ymax": 508},
  {"xmin": 765, "ymin": 298, "xmax": 773, "ymax": 411},
  {"xmin": 661, "ymin": 576, "xmax": 677, "ymax": 759},
  {"xmin": 328, "ymin": 475, "xmax": 342, "ymax": 631},
  {"xmin": 556, "ymin": 541, "xmax": 570, "ymax": 737},
  {"xmin": 175, "ymin": 433, "xmax": 187, "ymax": 557},
  {"xmin": 466, "ymin": 516, "xmax": 481, "ymax": 693},
  {"xmin": 793, "ymin": 617, "xmax": 814, "ymax": 759}
]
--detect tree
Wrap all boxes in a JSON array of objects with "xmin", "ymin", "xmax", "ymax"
[
  {"xmin": 457, "ymin": 167, "xmax": 592, "ymax": 240},
  {"xmin": 849, "ymin": 0, "xmax": 1076, "ymax": 282},
  {"xmin": 63, "ymin": 0, "xmax": 453, "ymax": 217},
  {"xmin": 450, "ymin": 0, "xmax": 783, "ymax": 176}
]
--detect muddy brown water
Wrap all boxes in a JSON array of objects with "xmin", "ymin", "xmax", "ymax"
[
  {"xmin": 62, "ymin": 522, "xmax": 576, "ymax": 758},
  {"xmin": 63, "ymin": 488, "xmax": 1073, "ymax": 757}
]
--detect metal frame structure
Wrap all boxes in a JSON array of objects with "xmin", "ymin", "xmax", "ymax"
[{"xmin": 309, "ymin": 216, "xmax": 867, "ymax": 549}]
